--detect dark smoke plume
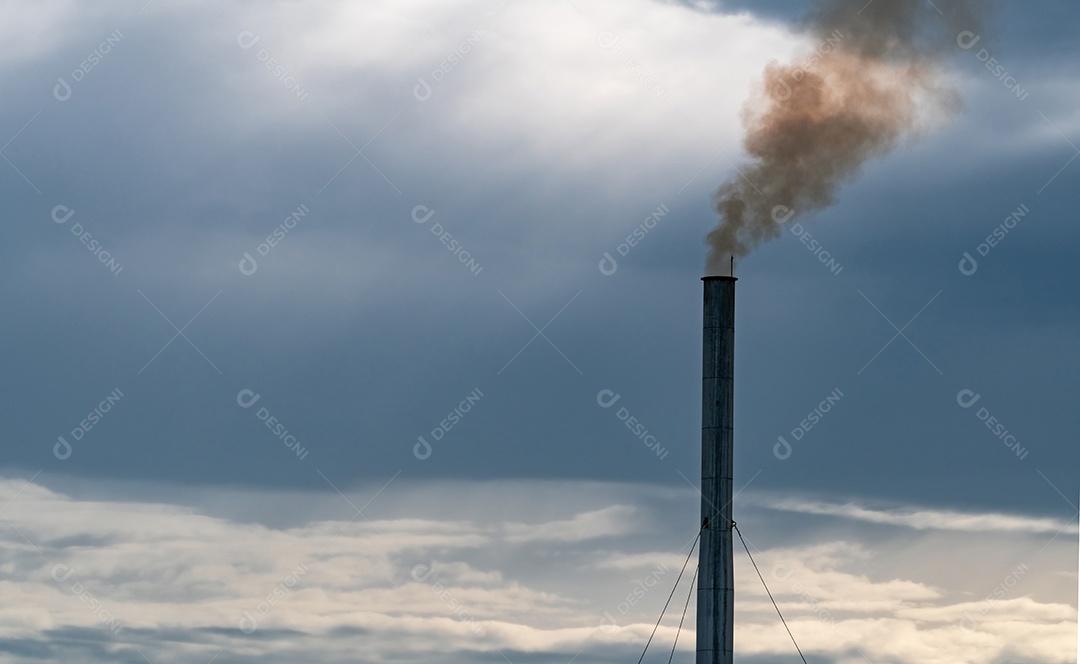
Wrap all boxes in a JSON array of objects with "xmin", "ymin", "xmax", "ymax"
[{"xmin": 707, "ymin": 0, "xmax": 988, "ymax": 273}]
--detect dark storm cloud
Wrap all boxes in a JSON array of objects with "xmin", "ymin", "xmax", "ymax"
[{"xmin": 0, "ymin": 0, "xmax": 1075, "ymax": 526}]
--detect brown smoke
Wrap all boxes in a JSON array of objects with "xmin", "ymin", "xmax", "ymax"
[{"xmin": 706, "ymin": 0, "xmax": 988, "ymax": 273}]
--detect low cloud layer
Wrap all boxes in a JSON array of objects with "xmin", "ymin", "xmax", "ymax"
[{"xmin": 0, "ymin": 476, "xmax": 1073, "ymax": 664}]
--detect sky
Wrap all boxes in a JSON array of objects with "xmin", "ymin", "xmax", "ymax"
[{"xmin": 1, "ymin": 0, "xmax": 1078, "ymax": 662}]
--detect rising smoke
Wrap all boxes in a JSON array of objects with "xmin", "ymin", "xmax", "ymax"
[{"xmin": 706, "ymin": 0, "xmax": 989, "ymax": 273}]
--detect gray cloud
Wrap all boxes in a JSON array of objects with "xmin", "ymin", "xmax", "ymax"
[{"xmin": 0, "ymin": 476, "xmax": 1075, "ymax": 663}]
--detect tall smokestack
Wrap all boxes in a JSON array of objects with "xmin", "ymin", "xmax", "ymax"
[{"xmin": 697, "ymin": 275, "xmax": 736, "ymax": 664}]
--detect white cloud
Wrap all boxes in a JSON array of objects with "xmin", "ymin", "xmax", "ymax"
[
  {"xmin": 0, "ymin": 475, "xmax": 1074, "ymax": 664},
  {"xmin": 1, "ymin": 0, "xmax": 804, "ymax": 308},
  {"xmin": 9, "ymin": 0, "xmax": 1070, "ymax": 305},
  {"xmin": 756, "ymin": 495, "xmax": 1079, "ymax": 535},
  {"xmin": 504, "ymin": 504, "xmax": 638, "ymax": 542}
]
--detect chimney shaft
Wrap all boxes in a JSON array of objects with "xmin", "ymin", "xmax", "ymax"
[{"xmin": 697, "ymin": 276, "xmax": 736, "ymax": 664}]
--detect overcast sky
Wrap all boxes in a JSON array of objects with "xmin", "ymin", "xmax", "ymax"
[{"xmin": 1, "ymin": 1, "xmax": 1078, "ymax": 663}]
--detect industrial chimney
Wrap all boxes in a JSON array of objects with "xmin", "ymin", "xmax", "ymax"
[{"xmin": 697, "ymin": 275, "xmax": 736, "ymax": 664}]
